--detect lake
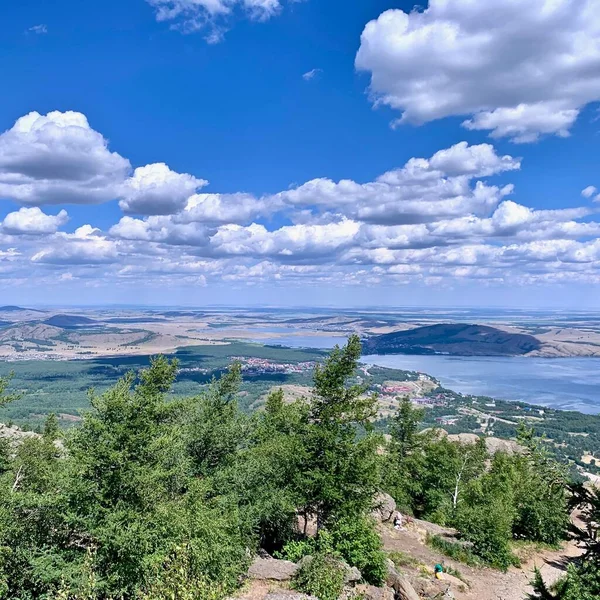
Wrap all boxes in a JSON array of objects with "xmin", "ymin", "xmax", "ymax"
[
  {"xmin": 362, "ymin": 354, "xmax": 600, "ymax": 415},
  {"xmin": 249, "ymin": 332, "xmax": 600, "ymax": 414}
]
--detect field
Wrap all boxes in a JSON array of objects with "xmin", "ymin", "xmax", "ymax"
[{"xmin": 0, "ymin": 340, "xmax": 426, "ymax": 429}]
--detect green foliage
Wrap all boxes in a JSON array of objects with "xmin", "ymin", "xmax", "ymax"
[
  {"xmin": 0, "ymin": 373, "xmax": 19, "ymax": 408},
  {"xmin": 426, "ymin": 535, "xmax": 482, "ymax": 567},
  {"xmin": 277, "ymin": 538, "xmax": 315, "ymax": 563},
  {"xmin": 531, "ymin": 485, "xmax": 600, "ymax": 599},
  {"xmin": 43, "ymin": 413, "xmax": 61, "ymax": 440},
  {"xmin": 279, "ymin": 515, "xmax": 386, "ymax": 586},
  {"xmin": 302, "ymin": 335, "xmax": 381, "ymax": 527},
  {"xmin": 454, "ymin": 486, "xmax": 518, "ymax": 571},
  {"xmin": 293, "ymin": 553, "xmax": 345, "ymax": 600},
  {"xmin": 382, "ymin": 405, "xmax": 569, "ymax": 571},
  {"xmin": 328, "ymin": 515, "xmax": 386, "ymax": 586},
  {"xmin": 186, "ymin": 363, "xmax": 247, "ymax": 477},
  {"xmin": 382, "ymin": 398, "xmax": 428, "ymax": 513}
]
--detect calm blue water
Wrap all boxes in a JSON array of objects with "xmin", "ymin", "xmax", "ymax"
[
  {"xmin": 362, "ymin": 354, "xmax": 600, "ymax": 415},
  {"xmin": 248, "ymin": 332, "xmax": 600, "ymax": 414}
]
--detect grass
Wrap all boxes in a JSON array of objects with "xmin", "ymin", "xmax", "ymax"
[
  {"xmin": 511, "ymin": 540, "xmax": 558, "ymax": 563},
  {"xmin": 387, "ymin": 550, "xmax": 423, "ymax": 570}
]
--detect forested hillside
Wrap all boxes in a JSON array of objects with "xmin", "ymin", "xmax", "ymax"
[{"xmin": 0, "ymin": 337, "xmax": 597, "ymax": 599}]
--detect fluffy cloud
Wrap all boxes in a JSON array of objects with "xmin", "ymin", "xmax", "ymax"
[
  {"xmin": 0, "ymin": 111, "xmax": 130, "ymax": 205},
  {"xmin": 147, "ymin": 0, "xmax": 288, "ymax": 39},
  {"xmin": 210, "ymin": 220, "xmax": 360, "ymax": 260},
  {"xmin": 179, "ymin": 192, "xmax": 272, "ymax": 224},
  {"xmin": 582, "ymin": 186, "xmax": 598, "ymax": 199},
  {"xmin": 273, "ymin": 142, "xmax": 519, "ymax": 224},
  {"xmin": 119, "ymin": 163, "xmax": 207, "ymax": 215},
  {"xmin": 356, "ymin": 0, "xmax": 600, "ymax": 142},
  {"xmin": 110, "ymin": 215, "xmax": 211, "ymax": 246},
  {"xmin": 3, "ymin": 125, "xmax": 599, "ymax": 292},
  {"xmin": 1, "ymin": 207, "xmax": 68, "ymax": 235},
  {"xmin": 31, "ymin": 225, "xmax": 118, "ymax": 265}
]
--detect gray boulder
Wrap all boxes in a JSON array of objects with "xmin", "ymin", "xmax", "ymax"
[
  {"xmin": 353, "ymin": 584, "xmax": 394, "ymax": 600},
  {"xmin": 385, "ymin": 560, "xmax": 420, "ymax": 600},
  {"xmin": 344, "ymin": 565, "xmax": 362, "ymax": 585},
  {"xmin": 371, "ymin": 492, "xmax": 396, "ymax": 523},
  {"xmin": 248, "ymin": 557, "xmax": 299, "ymax": 581}
]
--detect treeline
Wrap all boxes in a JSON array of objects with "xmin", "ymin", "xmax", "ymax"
[
  {"xmin": 383, "ymin": 399, "xmax": 570, "ymax": 569},
  {"xmin": 0, "ymin": 337, "xmax": 594, "ymax": 599}
]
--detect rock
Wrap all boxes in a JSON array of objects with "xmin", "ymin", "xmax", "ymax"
[
  {"xmin": 353, "ymin": 584, "xmax": 394, "ymax": 600},
  {"xmin": 439, "ymin": 572, "xmax": 467, "ymax": 589},
  {"xmin": 385, "ymin": 560, "xmax": 421, "ymax": 600},
  {"xmin": 343, "ymin": 565, "xmax": 362, "ymax": 585},
  {"xmin": 264, "ymin": 593, "xmax": 318, "ymax": 600},
  {"xmin": 247, "ymin": 557, "xmax": 299, "ymax": 581},
  {"xmin": 297, "ymin": 555, "xmax": 313, "ymax": 570},
  {"xmin": 371, "ymin": 492, "xmax": 396, "ymax": 522}
]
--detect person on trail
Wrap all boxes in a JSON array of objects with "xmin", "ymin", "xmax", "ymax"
[
  {"xmin": 434, "ymin": 564, "xmax": 444, "ymax": 580},
  {"xmin": 393, "ymin": 512, "xmax": 403, "ymax": 530}
]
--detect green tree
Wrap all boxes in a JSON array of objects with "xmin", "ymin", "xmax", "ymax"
[
  {"xmin": 43, "ymin": 413, "xmax": 61, "ymax": 441},
  {"xmin": 513, "ymin": 424, "xmax": 569, "ymax": 545},
  {"xmin": 185, "ymin": 363, "xmax": 248, "ymax": 477},
  {"xmin": 301, "ymin": 335, "xmax": 380, "ymax": 527},
  {"xmin": 530, "ymin": 485, "xmax": 600, "ymax": 599}
]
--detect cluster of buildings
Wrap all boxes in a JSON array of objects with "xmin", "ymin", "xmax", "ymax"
[
  {"xmin": 231, "ymin": 357, "xmax": 316, "ymax": 374},
  {"xmin": 379, "ymin": 383, "xmax": 416, "ymax": 396}
]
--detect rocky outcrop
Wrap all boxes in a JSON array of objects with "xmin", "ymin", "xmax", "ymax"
[
  {"xmin": 248, "ymin": 557, "xmax": 299, "ymax": 581},
  {"xmin": 385, "ymin": 560, "xmax": 420, "ymax": 600},
  {"xmin": 447, "ymin": 433, "xmax": 523, "ymax": 455},
  {"xmin": 0, "ymin": 423, "xmax": 39, "ymax": 445},
  {"xmin": 371, "ymin": 492, "xmax": 396, "ymax": 523},
  {"xmin": 352, "ymin": 584, "xmax": 394, "ymax": 600}
]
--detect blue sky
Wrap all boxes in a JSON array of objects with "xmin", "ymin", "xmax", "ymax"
[{"xmin": 1, "ymin": 0, "xmax": 600, "ymax": 307}]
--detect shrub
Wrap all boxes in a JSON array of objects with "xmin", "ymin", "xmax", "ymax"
[
  {"xmin": 426, "ymin": 535, "xmax": 482, "ymax": 567},
  {"xmin": 329, "ymin": 516, "xmax": 386, "ymax": 586},
  {"xmin": 276, "ymin": 538, "xmax": 315, "ymax": 563},
  {"xmin": 293, "ymin": 553, "xmax": 345, "ymax": 600}
]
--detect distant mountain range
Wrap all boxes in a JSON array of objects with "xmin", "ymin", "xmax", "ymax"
[
  {"xmin": 362, "ymin": 324, "xmax": 542, "ymax": 357},
  {"xmin": 0, "ymin": 306, "xmax": 44, "ymax": 313}
]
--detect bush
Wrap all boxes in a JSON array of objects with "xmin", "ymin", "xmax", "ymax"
[
  {"xmin": 276, "ymin": 538, "xmax": 315, "ymax": 563},
  {"xmin": 454, "ymin": 495, "xmax": 520, "ymax": 571},
  {"xmin": 329, "ymin": 516, "xmax": 386, "ymax": 586},
  {"xmin": 426, "ymin": 535, "xmax": 482, "ymax": 567},
  {"xmin": 293, "ymin": 553, "xmax": 345, "ymax": 600}
]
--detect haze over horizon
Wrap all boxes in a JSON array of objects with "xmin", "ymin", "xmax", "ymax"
[{"xmin": 2, "ymin": 0, "xmax": 600, "ymax": 307}]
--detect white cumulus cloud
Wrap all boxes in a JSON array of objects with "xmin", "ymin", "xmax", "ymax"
[
  {"xmin": 119, "ymin": 163, "xmax": 207, "ymax": 216},
  {"xmin": 356, "ymin": 0, "xmax": 600, "ymax": 142},
  {"xmin": 0, "ymin": 111, "xmax": 130, "ymax": 205},
  {"xmin": 31, "ymin": 225, "xmax": 119, "ymax": 265},
  {"xmin": 273, "ymin": 142, "xmax": 520, "ymax": 224},
  {"xmin": 2, "ymin": 207, "xmax": 68, "ymax": 235}
]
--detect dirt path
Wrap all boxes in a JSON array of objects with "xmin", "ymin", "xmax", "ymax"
[{"xmin": 381, "ymin": 521, "xmax": 584, "ymax": 600}]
